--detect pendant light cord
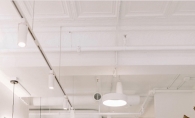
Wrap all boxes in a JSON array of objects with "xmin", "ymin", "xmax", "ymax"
[
  {"xmin": 12, "ymin": 84, "xmax": 15, "ymax": 118},
  {"xmin": 59, "ymin": 27, "xmax": 62, "ymax": 82}
]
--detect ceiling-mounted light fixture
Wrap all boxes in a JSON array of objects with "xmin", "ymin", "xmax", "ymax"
[
  {"xmin": 48, "ymin": 70, "xmax": 54, "ymax": 89},
  {"xmin": 63, "ymin": 96, "xmax": 69, "ymax": 110},
  {"xmin": 102, "ymin": 81, "xmax": 127, "ymax": 107},
  {"xmin": 18, "ymin": 18, "xmax": 28, "ymax": 47},
  {"xmin": 10, "ymin": 78, "xmax": 19, "ymax": 118},
  {"xmin": 70, "ymin": 108, "xmax": 75, "ymax": 118}
]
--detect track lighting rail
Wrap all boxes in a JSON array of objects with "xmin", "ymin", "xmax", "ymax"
[{"xmin": 11, "ymin": 1, "xmax": 73, "ymax": 107}]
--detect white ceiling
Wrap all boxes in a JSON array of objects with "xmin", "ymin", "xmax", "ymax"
[
  {"xmin": 1, "ymin": 1, "xmax": 195, "ymax": 118},
  {"xmin": 21, "ymin": 1, "xmax": 195, "ymax": 27}
]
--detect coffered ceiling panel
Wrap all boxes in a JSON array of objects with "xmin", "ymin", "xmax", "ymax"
[
  {"xmin": 75, "ymin": 1, "xmax": 117, "ymax": 18},
  {"xmin": 173, "ymin": 1, "xmax": 195, "ymax": 16},
  {"xmin": 24, "ymin": 1, "xmax": 70, "ymax": 19},
  {"xmin": 122, "ymin": 1, "xmax": 168, "ymax": 17},
  {"xmin": 15, "ymin": 1, "xmax": 195, "ymax": 27}
]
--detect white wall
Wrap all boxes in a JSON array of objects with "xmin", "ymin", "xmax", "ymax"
[
  {"xmin": 0, "ymin": 82, "xmax": 29, "ymax": 118},
  {"xmin": 154, "ymin": 92, "xmax": 195, "ymax": 118}
]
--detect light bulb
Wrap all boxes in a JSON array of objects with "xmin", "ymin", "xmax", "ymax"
[
  {"xmin": 103, "ymin": 99, "xmax": 127, "ymax": 107},
  {"xmin": 18, "ymin": 42, "xmax": 26, "ymax": 47}
]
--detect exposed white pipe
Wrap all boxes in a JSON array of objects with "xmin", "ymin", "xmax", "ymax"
[
  {"xmin": 32, "ymin": 95, "xmax": 140, "ymax": 106},
  {"xmin": 2, "ymin": 46, "xmax": 195, "ymax": 53},
  {"xmin": 139, "ymin": 91, "xmax": 151, "ymax": 115},
  {"xmin": 167, "ymin": 74, "xmax": 180, "ymax": 89},
  {"xmin": 62, "ymin": 46, "xmax": 195, "ymax": 51},
  {"xmin": 177, "ymin": 77, "xmax": 191, "ymax": 89},
  {"xmin": 30, "ymin": 89, "xmax": 195, "ymax": 117},
  {"xmin": 177, "ymin": 81, "xmax": 187, "ymax": 89},
  {"xmin": 29, "ymin": 112, "xmax": 141, "ymax": 116},
  {"xmin": 153, "ymin": 90, "xmax": 195, "ymax": 93}
]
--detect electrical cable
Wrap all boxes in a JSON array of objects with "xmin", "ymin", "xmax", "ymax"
[
  {"xmin": 12, "ymin": 84, "xmax": 15, "ymax": 118},
  {"xmin": 59, "ymin": 27, "xmax": 62, "ymax": 82},
  {"xmin": 32, "ymin": 0, "xmax": 35, "ymax": 30}
]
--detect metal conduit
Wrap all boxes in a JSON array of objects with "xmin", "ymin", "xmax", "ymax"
[{"xmin": 11, "ymin": 1, "xmax": 73, "ymax": 107}]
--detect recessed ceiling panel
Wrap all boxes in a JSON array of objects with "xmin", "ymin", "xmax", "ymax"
[
  {"xmin": 24, "ymin": 1, "xmax": 70, "ymax": 19},
  {"xmin": 122, "ymin": 1, "xmax": 168, "ymax": 17},
  {"xmin": 173, "ymin": 1, "xmax": 195, "ymax": 16},
  {"xmin": 35, "ymin": 1, "xmax": 67, "ymax": 14},
  {"xmin": 76, "ymin": 1, "xmax": 117, "ymax": 18}
]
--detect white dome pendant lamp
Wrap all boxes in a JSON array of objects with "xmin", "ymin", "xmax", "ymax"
[
  {"xmin": 102, "ymin": 81, "xmax": 127, "ymax": 107},
  {"xmin": 18, "ymin": 18, "xmax": 28, "ymax": 47}
]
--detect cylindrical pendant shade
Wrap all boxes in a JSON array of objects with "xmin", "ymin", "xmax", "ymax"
[
  {"xmin": 48, "ymin": 70, "xmax": 54, "ymax": 89},
  {"xmin": 18, "ymin": 18, "xmax": 28, "ymax": 47},
  {"xmin": 63, "ymin": 97, "xmax": 69, "ymax": 109}
]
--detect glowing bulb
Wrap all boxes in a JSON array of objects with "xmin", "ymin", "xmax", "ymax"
[
  {"xmin": 18, "ymin": 42, "xmax": 26, "ymax": 47},
  {"xmin": 48, "ymin": 70, "xmax": 54, "ymax": 89},
  {"xmin": 102, "ymin": 82, "xmax": 127, "ymax": 107},
  {"xmin": 49, "ymin": 87, "xmax": 54, "ymax": 89},
  {"xmin": 103, "ymin": 100, "xmax": 127, "ymax": 107},
  {"xmin": 63, "ymin": 97, "xmax": 69, "ymax": 110}
]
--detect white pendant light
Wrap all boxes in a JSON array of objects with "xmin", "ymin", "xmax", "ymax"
[
  {"xmin": 70, "ymin": 108, "xmax": 75, "ymax": 118},
  {"xmin": 63, "ymin": 96, "xmax": 69, "ymax": 110},
  {"xmin": 48, "ymin": 70, "xmax": 54, "ymax": 89},
  {"xmin": 102, "ymin": 81, "xmax": 127, "ymax": 107},
  {"xmin": 18, "ymin": 18, "xmax": 28, "ymax": 47}
]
